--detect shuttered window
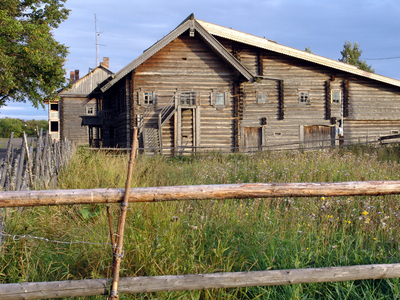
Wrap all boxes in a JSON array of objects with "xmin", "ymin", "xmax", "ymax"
[{"xmin": 211, "ymin": 90, "xmax": 229, "ymax": 108}]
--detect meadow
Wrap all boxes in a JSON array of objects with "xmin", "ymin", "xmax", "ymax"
[{"xmin": 2, "ymin": 145, "xmax": 400, "ymax": 299}]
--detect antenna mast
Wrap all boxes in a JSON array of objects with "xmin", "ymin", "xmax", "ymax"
[{"xmin": 95, "ymin": 14, "xmax": 99, "ymax": 67}]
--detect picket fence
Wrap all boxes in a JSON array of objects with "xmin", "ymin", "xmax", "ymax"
[{"xmin": 0, "ymin": 130, "xmax": 75, "ymax": 191}]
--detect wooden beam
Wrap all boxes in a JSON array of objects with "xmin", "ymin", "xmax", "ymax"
[
  {"xmin": 2, "ymin": 263, "xmax": 400, "ymax": 300},
  {"xmin": 1, "ymin": 181, "xmax": 400, "ymax": 208}
]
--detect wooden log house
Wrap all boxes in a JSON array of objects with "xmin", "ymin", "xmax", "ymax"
[
  {"xmin": 48, "ymin": 58, "xmax": 113, "ymax": 146},
  {"xmin": 58, "ymin": 14, "xmax": 400, "ymax": 152}
]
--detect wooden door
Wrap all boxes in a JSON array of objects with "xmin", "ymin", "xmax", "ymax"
[
  {"xmin": 181, "ymin": 109, "xmax": 194, "ymax": 153},
  {"xmin": 304, "ymin": 125, "xmax": 333, "ymax": 148},
  {"xmin": 244, "ymin": 127, "xmax": 262, "ymax": 152}
]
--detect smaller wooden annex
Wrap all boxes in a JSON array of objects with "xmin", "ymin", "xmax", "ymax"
[
  {"xmin": 48, "ymin": 58, "xmax": 113, "ymax": 146},
  {"xmin": 52, "ymin": 14, "xmax": 400, "ymax": 153}
]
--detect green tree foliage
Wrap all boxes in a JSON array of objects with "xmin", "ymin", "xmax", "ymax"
[
  {"xmin": 0, "ymin": 0, "xmax": 70, "ymax": 108},
  {"xmin": 304, "ymin": 46, "xmax": 313, "ymax": 54},
  {"xmin": 0, "ymin": 117, "xmax": 48, "ymax": 137},
  {"xmin": 339, "ymin": 40, "xmax": 374, "ymax": 73}
]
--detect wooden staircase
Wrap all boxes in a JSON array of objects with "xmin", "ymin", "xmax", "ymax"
[{"xmin": 138, "ymin": 94, "xmax": 177, "ymax": 153}]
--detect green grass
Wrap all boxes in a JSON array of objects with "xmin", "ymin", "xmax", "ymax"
[{"xmin": 2, "ymin": 145, "xmax": 400, "ymax": 299}]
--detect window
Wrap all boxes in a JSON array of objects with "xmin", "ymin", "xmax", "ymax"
[
  {"xmin": 86, "ymin": 106, "xmax": 94, "ymax": 115},
  {"xmin": 257, "ymin": 91, "xmax": 266, "ymax": 104},
  {"xmin": 299, "ymin": 91, "xmax": 309, "ymax": 103},
  {"xmin": 50, "ymin": 103, "xmax": 59, "ymax": 111},
  {"xmin": 216, "ymin": 93, "xmax": 225, "ymax": 105},
  {"xmin": 332, "ymin": 90, "xmax": 341, "ymax": 104},
  {"xmin": 211, "ymin": 90, "xmax": 228, "ymax": 107},
  {"xmin": 138, "ymin": 90, "xmax": 157, "ymax": 105},
  {"xmin": 50, "ymin": 121, "xmax": 59, "ymax": 132},
  {"xmin": 180, "ymin": 91, "xmax": 196, "ymax": 105},
  {"xmin": 144, "ymin": 92, "xmax": 153, "ymax": 105}
]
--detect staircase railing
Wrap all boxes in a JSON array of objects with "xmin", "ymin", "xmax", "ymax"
[{"xmin": 138, "ymin": 103, "xmax": 156, "ymax": 132}]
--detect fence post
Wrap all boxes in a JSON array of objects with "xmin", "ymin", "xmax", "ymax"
[{"xmin": 109, "ymin": 127, "xmax": 138, "ymax": 299}]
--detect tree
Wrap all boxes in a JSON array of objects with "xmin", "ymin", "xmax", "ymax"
[
  {"xmin": 0, "ymin": 118, "xmax": 48, "ymax": 138},
  {"xmin": 339, "ymin": 40, "xmax": 374, "ymax": 73},
  {"xmin": 0, "ymin": 0, "xmax": 70, "ymax": 108},
  {"xmin": 304, "ymin": 46, "xmax": 313, "ymax": 54}
]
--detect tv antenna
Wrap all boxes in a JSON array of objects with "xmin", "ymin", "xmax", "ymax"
[{"xmin": 95, "ymin": 14, "xmax": 100, "ymax": 67}]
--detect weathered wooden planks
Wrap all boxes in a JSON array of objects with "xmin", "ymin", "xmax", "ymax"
[
  {"xmin": 0, "ymin": 131, "xmax": 75, "ymax": 191},
  {"xmin": 1, "ymin": 180, "xmax": 400, "ymax": 208},
  {"xmin": 2, "ymin": 263, "xmax": 400, "ymax": 299}
]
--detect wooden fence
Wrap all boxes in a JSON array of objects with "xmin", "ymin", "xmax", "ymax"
[
  {"xmin": 1, "ymin": 181, "xmax": 400, "ymax": 299},
  {"xmin": 0, "ymin": 130, "xmax": 75, "ymax": 191}
]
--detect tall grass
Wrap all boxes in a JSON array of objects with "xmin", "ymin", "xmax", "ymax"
[{"xmin": 2, "ymin": 145, "xmax": 400, "ymax": 299}]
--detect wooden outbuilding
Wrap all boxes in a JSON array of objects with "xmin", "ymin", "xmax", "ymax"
[
  {"xmin": 49, "ymin": 58, "xmax": 113, "ymax": 146},
  {"xmin": 74, "ymin": 14, "xmax": 400, "ymax": 152}
]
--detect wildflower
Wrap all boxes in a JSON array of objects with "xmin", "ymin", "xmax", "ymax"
[
  {"xmin": 189, "ymin": 225, "xmax": 198, "ymax": 230},
  {"xmin": 321, "ymin": 197, "xmax": 325, "ymax": 200},
  {"xmin": 362, "ymin": 211, "xmax": 369, "ymax": 216},
  {"xmin": 171, "ymin": 216, "xmax": 179, "ymax": 222},
  {"xmin": 332, "ymin": 245, "xmax": 337, "ymax": 249},
  {"xmin": 365, "ymin": 218, "xmax": 370, "ymax": 224},
  {"xmin": 298, "ymin": 230, "xmax": 303, "ymax": 234}
]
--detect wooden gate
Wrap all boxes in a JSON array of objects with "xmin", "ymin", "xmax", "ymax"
[
  {"xmin": 244, "ymin": 127, "xmax": 262, "ymax": 152},
  {"xmin": 304, "ymin": 125, "xmax": 334, "ymax": 148}
]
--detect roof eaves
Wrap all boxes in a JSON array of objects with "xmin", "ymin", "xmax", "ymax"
[
  {"xmin": 194, "ymin": 20, "xmax": 254, "ymax": 82},
  {"xmin": 197, "ymin": 19, "xmax": 400, "ymax": 88}
]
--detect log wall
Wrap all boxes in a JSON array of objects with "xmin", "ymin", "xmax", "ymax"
[{"xmin": 60, "ymin": 97, "xmax": 97, "ymax": 145}]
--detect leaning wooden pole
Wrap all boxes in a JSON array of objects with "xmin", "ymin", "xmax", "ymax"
[
  {"xmin": 2, "ymin": 180, "xmax": 400, "ymax": 208},
  {"xmin": 1, "ymin": 263, "xmax": 400, "ymax": 300},
  {"xmin": 109, "ymin": 127, "xmax": 138, "ymax": 300}
]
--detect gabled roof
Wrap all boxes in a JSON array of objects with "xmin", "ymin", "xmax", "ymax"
[
  {"xmin": 101, "ymin": 14, "xmax": 254, "ymax": 92},
  {"xmin": 196, "ymin": 19, "xmax": 400, "ymax": 88},
  {"xmin": 60, "ymin": 66, "xmax": 114, "ymax": 97}
]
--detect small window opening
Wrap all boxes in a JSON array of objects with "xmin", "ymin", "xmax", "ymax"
[
  {"xmin": 257, "ymin": 92, "xmax": 266, "ymax": 104},
  {"xmin": 391, "ymin": 130, "xmax": 399, "ymax": 134},
  {"xmin": 332, "ymin": 90, "xmax": 341, "ymax": 104},
  {"xmin": 180, "ymin": 92, "xmax": 196, "ymax": 105},
  {"xmin": 299, "ymin": 91, "xmax": 309, "ymax": 103},
  {"xmin": 50, "ymin": 121, "xmax": 59, "ymax": 132},
  {"xmin": 86, "ymin": 106, "xmax": 94, "ymax": 115},
  {"xmin": 144, "ymin": 92, "xmax": 153, "ymax": 105},
  {"xmin": 216, "ymin": 92, "xmax": 225, "ymax": 106},
  {"xmin": 50, "ymin": 103, "xmax": 58, "ymax": 111}
]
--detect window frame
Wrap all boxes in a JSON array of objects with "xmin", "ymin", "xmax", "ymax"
[
  {"xmin": 86, "ymin": 106, "xmax": 94, "ymax": 115},
  {"xmin": 144, "ymin": 91, "xmax": 154, "ymax": 105},
  {"xmin": 298, "ymin": 90, "xmax": 310, "ymax": 104},
  {"xmin": 211, "ymin": 90, "xmax": 229, "ymax": 108},
  {"xmin": 138, "ymin": 89, "xmax": 157, "ymax": 106},
  {"xmin": 256, "ymin": 91, "xmax": 266, "ymax": 104},
  {"xmin": 331, "ymin": 89, "xmax": 342, "ymax": 104}
]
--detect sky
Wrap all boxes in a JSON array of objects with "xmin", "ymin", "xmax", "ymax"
[{"xmin": 2, "ymin": 0, "xmax": 400, "ymax": 120}]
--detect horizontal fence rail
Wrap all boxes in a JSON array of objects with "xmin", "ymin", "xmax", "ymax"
[
  {"xmin": 1, "ymin": 180, "xmax": 400, "ymax": 208},
  {"xmin": 1, "ymin": 263, "xmax": 400, "ymax": 300}
]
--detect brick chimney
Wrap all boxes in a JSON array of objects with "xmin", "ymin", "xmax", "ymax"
[
  {"xmin": 70, "ymin": 71, "xmax": 75, "ymax": 82},
  {"xmin": 100, "ymin": 57, "xmax": 109, "ymax": 69},
  {"xmin": 74, "ymin": 70, "xmax": 79, "ymax": 81}
]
